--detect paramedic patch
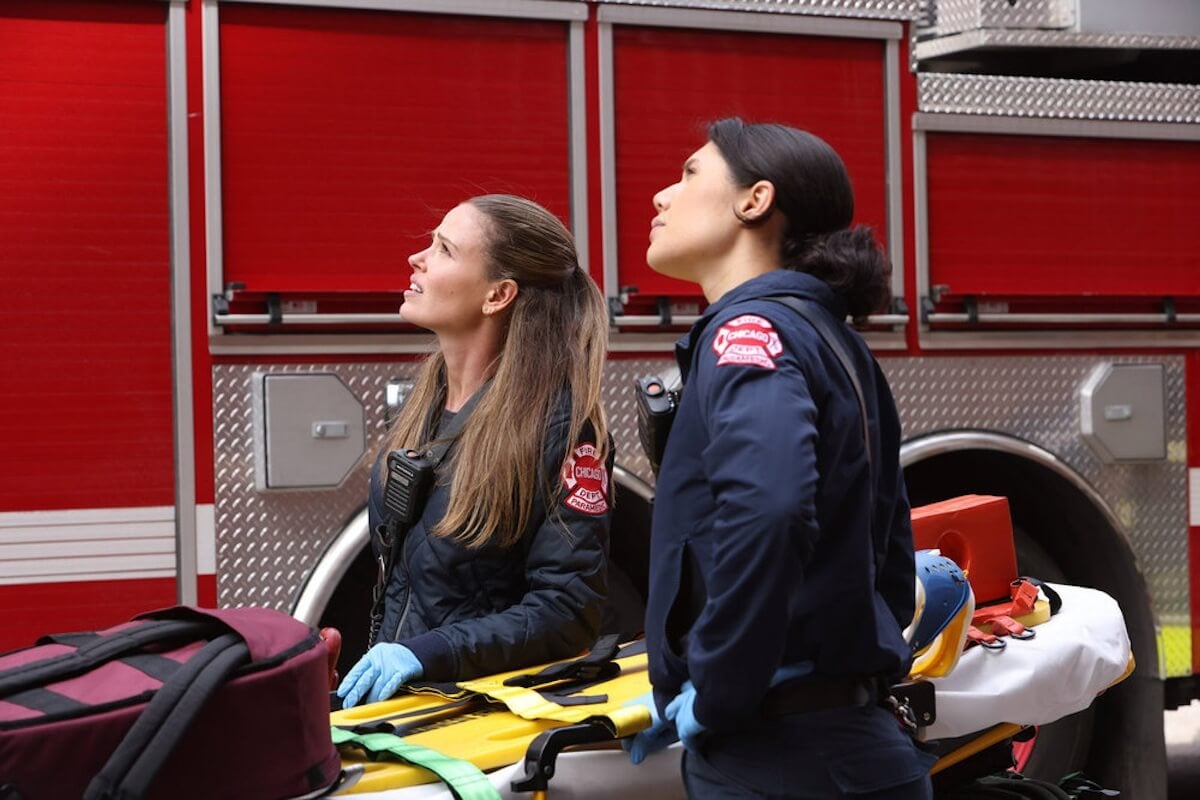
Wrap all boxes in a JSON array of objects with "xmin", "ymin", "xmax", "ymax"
[
  {"xmin": 712, "ymin": 314, "xmax": 783, "ymax": 370},
  {"xmin": 561, "ymin": 443, "xmax": 609, "ymax": 515}
]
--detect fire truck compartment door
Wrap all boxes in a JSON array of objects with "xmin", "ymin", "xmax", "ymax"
[
  {"xmin": 1079, "ymin": 363, "xmax": 1166, "ymax": 463},
  {"xmin": 252, "ymin": 373, "xmax": 365, "ymax": 490}
]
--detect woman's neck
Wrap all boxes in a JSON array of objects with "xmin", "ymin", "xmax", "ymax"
[
  {"xmin": 698, "ymin": 235, "xmax": 780, "ymax": 304},
  {"xmin": 439, "ymin": 330, "xmax": 501, "ymax": 411}
]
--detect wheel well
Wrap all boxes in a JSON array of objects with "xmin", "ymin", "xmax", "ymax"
[{"xmin": 901, "ymin": 434, "xmax": 1158, "ymax": 682}]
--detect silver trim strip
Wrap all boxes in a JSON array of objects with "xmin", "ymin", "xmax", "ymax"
[
  {"xmin": 598, "ymin": 21, "xmax": 620, "ymax": 303},
  {"xmin": 884, "ymin": 37, "xmax": 904, "ymax": 308},
  {"xmin": 215, "ymin": 310, "xmax": 910, "ymax": 329},
  {"xmin": 215, "ymin": 313, "xmax": 404, "ymax": 325},
  {"xmin": 920, "ymin": 329, "xmax": 1200, "ymax": 351},
  {"xmin": 915, "ymin": 28, "xmax": 1200, "ymax": 61},
  {"xmin": 209, "ymin": 334, "xmax": 437, "ymax": 355},
  {"xmin": 202, "ymin": 0, "xmax": 224, "ymax": 338},
  {"xmin": 914, "ymin": 112, "xmax": 1200, "ymax": 142},
  {"xmin": 167, "ymin": 0, "xmax": 197, "ymax": 606},
  {"xmin": 611, "ymin": 313, "xmax": 909, "ymax": 327},
  {"xmin": 899, "ymin": 431, "xmax": 1128, "ymax": 548},
  {"xmin": 597, "ymin": 3, "xmax": 902, "ymax": 39},
  {"xmin": 217, "ymin": 0, "xmax": 587, "ymax": 21},
  {"xmin": 568, "ymin": 20, "xmax": 589, "ymax": 272},
  {"xmin": 912, "ymin": 128, "xmax": 930, "ymax": 333},
  {"xmin": 597, "ymin": 0, "xmax": 918, "ymax": 20},
  {"xmin": 927, "ymin": 313, "xmax": 1200, "ymax": 325}
]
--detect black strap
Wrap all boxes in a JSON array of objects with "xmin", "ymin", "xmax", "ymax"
[
  {"xmin": 502, "ymin": 634, "xmax": 622, "ymax": 688},
  {"xmin": 0, "ymin": 619, "xmax": 219, "ymax": 700},
  {"xmin": 83, "ymin": 632, "xmax": 250, "ymax": 800},
  {"xmin": 763, "ymin": 296, "xmax": 885, "ymax": 582}
]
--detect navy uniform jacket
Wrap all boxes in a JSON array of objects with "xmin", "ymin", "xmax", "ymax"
[
  {"xmin": 645, "ymin": 269, "xmax": 916, "ymax": 733},
  {"xmin": 370, "ymin": 402, "xmax": 611, "ymax": 682}
]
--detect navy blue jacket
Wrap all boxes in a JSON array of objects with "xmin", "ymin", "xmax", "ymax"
[
  {"xmin": 645, "ymin": 270, "xmax": 916, "ymax": 732},
  {"xmin": 370, "ymin": 403, "xmax": 611, "ymax": 682}
]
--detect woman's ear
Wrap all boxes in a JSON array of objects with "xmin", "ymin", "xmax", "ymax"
[
  {"xmin": 734, "ymin": 179, "xmax": 776, "ymax": 225},
  {"xmin": 483, "ymin": 278, "xmax": 519, "ymax": 317}
]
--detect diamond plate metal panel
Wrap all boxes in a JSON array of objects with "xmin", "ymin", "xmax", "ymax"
[
  {"xmin": 213, "ymin": 363, "xmax": 422, "ymax": 611},
  {"xmin": 918, "ymin": 73, "xmax": 1200, "ymax": 124},
  {"xmin": 915, "ymin": 28, "xmax": 1200, "ymax": 59},
  {"xmin": 595, "ymin": 0, "xmax": 920, "ymax": 21},
  {"xmin": 919, "ymin": 0, "xmax": 979, "ymax": 36},
  {"xmin": 214, "ymin": 354, "xmax": 1189, "ymax": 674},
  {"xmin": 919, "ymin": 0, "xmax": 1072, "ymax": 37}
]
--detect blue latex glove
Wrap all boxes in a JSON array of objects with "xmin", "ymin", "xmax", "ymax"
[
  {"xmin": 623, "ymin": 690, "xmax": 678, "ymax": 765},
  {"xmin": 336, "ymin": 643, "xmax": 423, "ymax": 708},
  {"xmin": 664, "ymin": 680, "xmax": 706, "ymax": 751}
]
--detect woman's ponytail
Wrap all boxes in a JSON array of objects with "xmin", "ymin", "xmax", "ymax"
[
  {"xmin": 708, "ymin": 117, "xmax": 891, "ymax": 322},
  {"xmin": 785, "ymin": 226, "xmax": 892, "ymax": 324}
]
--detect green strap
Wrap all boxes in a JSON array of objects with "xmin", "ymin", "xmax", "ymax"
[{"xmin": 331, "ymin": 726, "xmax": 500, "ymax": 800}]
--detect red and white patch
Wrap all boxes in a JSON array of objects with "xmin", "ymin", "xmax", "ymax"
[
  {"xmin": 712, "ymin": 314, "xmax": 784, "ymax": 370},
  {"xmin": 561, "ymin": 442, "xmax": 609, "ymax": 516}
]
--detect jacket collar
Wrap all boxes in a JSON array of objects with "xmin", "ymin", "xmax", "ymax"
[{"xmin": 675, "ymin": 270, "xmax": 844, "ymax": 372}]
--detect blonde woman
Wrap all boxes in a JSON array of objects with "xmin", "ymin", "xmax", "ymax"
[{"xmin": 337, "ymin": 195, "xmax": 612, "ymax": 708}]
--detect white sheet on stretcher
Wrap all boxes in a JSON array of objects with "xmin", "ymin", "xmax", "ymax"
[{"xmin": 925, "ymin": 582, "xmax": 1131, "ymax": 740}]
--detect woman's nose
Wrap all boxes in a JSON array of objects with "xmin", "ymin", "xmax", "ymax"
[
  {"xmin": 408, "ymin": 249, "xmax": 425, "ymax": 270},
  {"xmin": 653, "ymin": 184, "xmax": 673, "ymax": 212}
]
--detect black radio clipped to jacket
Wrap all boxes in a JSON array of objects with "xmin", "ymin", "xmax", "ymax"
[
  {"xmin": 634, "ymin": 375, "xmax": 679, "ymax": 476},
  {"xmin": 383, "ymin": 449, "xmax": 437, "ymax": 528}
]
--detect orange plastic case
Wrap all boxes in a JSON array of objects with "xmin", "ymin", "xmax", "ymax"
[{"xmin": 911, "ymin": 495, "xmax": 1019, "ymax": 605}]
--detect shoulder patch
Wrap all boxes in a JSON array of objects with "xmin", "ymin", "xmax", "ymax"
[
  {"xmin": 711, "ymin": 314, "xmax": 784, "ymax": 370},
  {"xmin": 561, "ymin": 442, "xmax": 609, "ymax": 516}
]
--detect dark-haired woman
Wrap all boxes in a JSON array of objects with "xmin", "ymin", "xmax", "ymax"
[
  {"xmin": 635, "ymin": 119, "xmax": 933, "ymax": 797},
  {"xmin": 337, "ymin": 195, "xmax": 613, "ymax": 708}
]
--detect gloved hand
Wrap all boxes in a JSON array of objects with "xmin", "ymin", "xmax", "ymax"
[
  {"xmin": 336, "ymin": 643, "xmax": 423, "ymax": 709},
  {"xmin": 623, "ymin": 690, "xmax": 678, "ymax": 765},
  {"xmin": 664, "ymin": 680, "xmax": 706, "ymax": 751}
]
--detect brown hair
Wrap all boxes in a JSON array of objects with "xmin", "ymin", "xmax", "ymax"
[{"xmin": 380, "ymin": 195, "xmax": 610, "ymax": 548}]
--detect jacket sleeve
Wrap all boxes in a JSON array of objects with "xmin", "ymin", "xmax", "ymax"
[
  {"xmin": 686, "ymin": 313, "xmax": 821, "ymax": 731},
  {"xmin": 399, "ymin": 417, "xmax": 610, "ymax": 681}
]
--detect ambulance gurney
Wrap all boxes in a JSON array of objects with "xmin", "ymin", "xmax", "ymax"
[
  {"xmin": 0, "ymin": 605, "xmax": 343, "ymax": 800},
  {"xmin": 327, "ymin": 574, "xmax": 1129, "ymax": 800},
  {"xmin": 328, "ymin": 495, "xmax": 1133, "ymax": 799}
]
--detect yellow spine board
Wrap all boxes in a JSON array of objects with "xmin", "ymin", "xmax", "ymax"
[{"xmin": 331, "ymin": 651, "xmax": 654, "ymax": 793}]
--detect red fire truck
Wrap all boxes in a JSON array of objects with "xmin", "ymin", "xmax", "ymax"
[{"xmin": 2, "ymin": 0, "xmax": 1198, "ymax": 794}]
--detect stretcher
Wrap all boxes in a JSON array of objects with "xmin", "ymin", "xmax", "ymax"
[{"xmin": 328, "ymin": 582, "xmax": 1131, "ymax": 799}]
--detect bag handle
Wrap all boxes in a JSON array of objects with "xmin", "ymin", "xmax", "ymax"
[
  {"xmin": 83, "ymin": 631, "xmax": 250, "ymax": 800},
  {"xmin": 0, "ymin": 619, "xmax": 218, "ymax": 700}
]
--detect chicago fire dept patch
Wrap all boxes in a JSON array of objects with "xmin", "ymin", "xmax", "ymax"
[
  {"xmin": 561, "ymin": 442, "xmax": 609, "ymax": 516},
  {"xmin": 712, "ymin": 314, "xmax": 783, "ymax": 370}
]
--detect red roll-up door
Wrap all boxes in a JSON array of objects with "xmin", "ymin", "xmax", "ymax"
[
  {"xmin": 0, "ymin": 0, "xmax": 175, "ymax": 650},
  {"xmin": 925, "ymin": 132, "xmax": 1200, "ymax": 298},
  {"xmin": 612, "ymin": 25, "xmax": 889, "ymax": 298},
  {"xmin": 218, "ymin": 4, "xmax": 573, "ymax": 297},
  {"xmin": 0, "ymin": 1, "xmax": 173, "ymax": 512}
]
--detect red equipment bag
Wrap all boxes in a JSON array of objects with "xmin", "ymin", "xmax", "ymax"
[{"xmin": 0, "ymin": 606, "xmax": 341, "ymax": 800}]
